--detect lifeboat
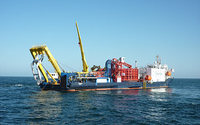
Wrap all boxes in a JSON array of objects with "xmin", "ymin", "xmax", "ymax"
[
  {"xmin": 166, "ymin": 71, "xmax": 171, "ymax": 76},
  {"xmin": 145, "ymin": 75, "xmax": 152, "ymax": 81}
]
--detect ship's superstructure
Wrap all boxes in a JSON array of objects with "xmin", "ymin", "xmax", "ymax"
[
  {"xmin": 139, "ymin": 56, "xmax": 174, "ymax": 83},
  {"xmin": 30, "ymin": 23, "xmax": 174, "ymax": 91}
]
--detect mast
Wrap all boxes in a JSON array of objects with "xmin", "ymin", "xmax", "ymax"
[{"xmin": 75, "ymin": 22, "xmax": 89, "ymax": 73}]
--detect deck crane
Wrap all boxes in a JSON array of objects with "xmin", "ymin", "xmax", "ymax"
[
  {"xmin": 75, "ymin": 22, "xmax": 89, "ymax": 73},
  {"xmin": 30, "ymin": 45, "xmax": 62, "ymax": 85},
  {"xmin": 30, "ymin": 22, "xmax": 89, "ymax": 86}
]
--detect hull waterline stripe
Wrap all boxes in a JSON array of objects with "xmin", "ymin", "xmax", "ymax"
[{"xmin": 45, "ymin": 86, "xmax": 169, "ymax": 92}]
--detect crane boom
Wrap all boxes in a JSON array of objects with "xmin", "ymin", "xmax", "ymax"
[{"xmin": 76, "ymin": 22, "xmax": 89, "ymax": 73}]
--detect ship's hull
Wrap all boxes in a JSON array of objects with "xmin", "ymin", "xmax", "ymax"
[{"xmin": 39, "ymin": 78, "xmax": 173, "ymax": 91}]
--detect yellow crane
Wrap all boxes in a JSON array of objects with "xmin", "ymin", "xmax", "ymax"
[
  {"xmin": 76, "ymin": 22, "xmax": 89, "ymax": 73},
  {"xmin": 30, "ymin": 45, "xmax": 61, "ymax": 84},
  {"xmin": 30, "ymin": 22, "xmax": 88, "ymax": 84}
]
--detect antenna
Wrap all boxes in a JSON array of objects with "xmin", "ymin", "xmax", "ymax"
[
  {"xmin": 156, "ymin": 55, "xmax": 161, "ymax": 65},
  {"xmin": 135, "ymin": 60, "xmax": 137, "ymax": 68}
]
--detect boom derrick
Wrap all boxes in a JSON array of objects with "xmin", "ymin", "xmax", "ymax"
[
  {"xmin": 30, "ymin": 45, "xmax": 61, "ymax": 85},
  {"xmin": 76, "ymin": 22, "xmax": 89, "ymax": 73}
]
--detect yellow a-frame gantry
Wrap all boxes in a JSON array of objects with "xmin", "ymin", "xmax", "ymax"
[{"xmin": 30, "ymin": 45, "xmax": 61, "ymax": 84}]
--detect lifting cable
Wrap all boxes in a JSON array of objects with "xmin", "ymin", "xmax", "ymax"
[
  {"xmin": 57, "ymin": 61, "xmax": 78, "ymax": 72},
  {"xmin": 56, "ymin": 60, "xmax": 66, "ymax": 73},
  {"xmin": 65, "ymin": 64, "xmax": 79, "ymax": 72}
]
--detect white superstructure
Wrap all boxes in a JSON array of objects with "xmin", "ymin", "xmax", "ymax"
[
  {"xmin": 139, "ymin": 56, "xmax": 174, "ymax": 83},
  {"xmin": 146, "ymin": 68, "xmax": 166, "ymax": 82}
]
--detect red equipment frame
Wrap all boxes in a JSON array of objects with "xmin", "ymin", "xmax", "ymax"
[{"xmin": 111, "ymin": 58, "xmax": 138, "ymax": 82}]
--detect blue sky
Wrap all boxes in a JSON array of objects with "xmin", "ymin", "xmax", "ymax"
[{"xmin": 0, "ymin": 0, "xmax": 199, "ymax": 78}]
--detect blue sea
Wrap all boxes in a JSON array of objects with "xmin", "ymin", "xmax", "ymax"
[{"xmin": 0, "ymin": 77, "xmax": 200, "ymax": 125}]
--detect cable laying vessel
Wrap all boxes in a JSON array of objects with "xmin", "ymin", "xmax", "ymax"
[{"xmin": 30, "ymin": 22, "xmax": 174, "ymax": 91}]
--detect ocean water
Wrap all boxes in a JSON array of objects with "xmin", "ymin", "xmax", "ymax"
[{"xmin": 0, "ymin": 77, "xmax": 200, "ymax": 125}]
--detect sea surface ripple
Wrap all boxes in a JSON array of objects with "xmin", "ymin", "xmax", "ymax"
[{"xmin": 0, "ymin": 77, "xmax": 200, "ymax": 124}]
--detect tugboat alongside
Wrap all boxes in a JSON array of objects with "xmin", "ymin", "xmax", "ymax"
[{"xmin": 30, "ymin": 22, "xmax": 174, "ymax": 91}]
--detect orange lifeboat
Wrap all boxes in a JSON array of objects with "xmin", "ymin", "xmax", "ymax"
[
  {"xmin": 145, "ymin": 75, "xmax": 152, "ymax": 81},
  {"xmin": 166, "ymin": 71, "xmax": 171, "ymax": 76}
]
